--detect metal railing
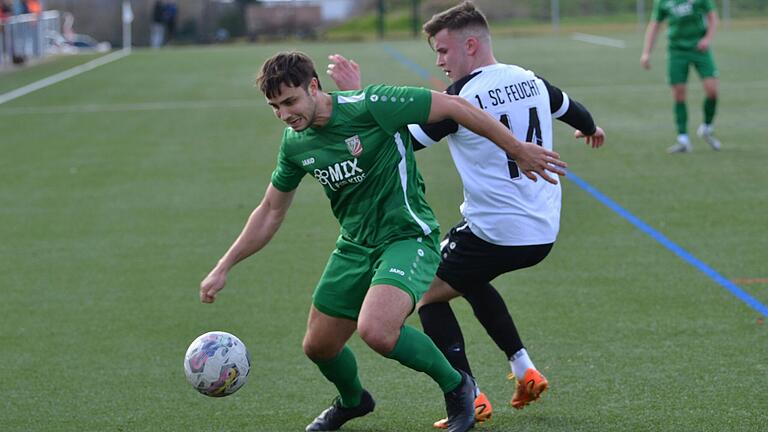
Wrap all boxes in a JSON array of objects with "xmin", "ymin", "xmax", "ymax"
[{"xmin": 1, "ymin": 10, "xmax": 60, "ymax": 67}]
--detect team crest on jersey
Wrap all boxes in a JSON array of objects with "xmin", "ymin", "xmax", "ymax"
[{"xmin": 345, "ymin": 135, "xmax": 363, "ymax": 157}]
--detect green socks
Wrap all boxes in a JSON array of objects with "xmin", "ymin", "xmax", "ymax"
[
  {"xmin": 313, "ymin": 345, "xmax": 363, "ymax": 407},
  {"xmin": 314, "ymin": 327, "xmax": 463, "ymax": 404},
  {"xmin": 386, "ymin": 325, "xmax": 462, "ymax": 393},
  {"xmin": 675, "ymin": 101, "xmax": 688, "ymax": 135},
  {"xmin": 674, "ymin": 99, "xmax": 716, "ymax": 134},
  {"xmin": 704, "ymin": 97, "xmax": 717, "ymax": 125}
]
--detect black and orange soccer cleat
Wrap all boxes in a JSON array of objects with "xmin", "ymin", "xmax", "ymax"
[
  {"xmin": 433, "ymin": 391, "xmax": 492, "ymax": 429},
  {"xmin": 509, "ymin": 368, "xmax": 548, "ymax": 409}
]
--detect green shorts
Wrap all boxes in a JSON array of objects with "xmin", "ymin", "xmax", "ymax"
[
  {"xmin": 312, "ymin": 232, "xmax": 441, "ymax": 320},
  {"xmin": 668, "ymin": 48, "xmax": 719, "ymax": 85}
]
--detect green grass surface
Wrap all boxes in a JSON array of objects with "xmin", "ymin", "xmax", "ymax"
[{"xmin": 1, "ymin": 27, "xmax": 767, "ymax": 431}]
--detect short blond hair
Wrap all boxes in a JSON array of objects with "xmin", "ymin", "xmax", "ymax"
[{"xmin": 423, "ymin": 1, "xmax": 490, "ymax": 47}]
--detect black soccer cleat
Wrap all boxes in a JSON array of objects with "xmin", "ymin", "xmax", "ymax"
[
  {"xmin": 305, "ymin": 389, "xmax": 375, "ymax": 431},
  {"xmin": 443, "ymin": 370, "xmax": 476, "ymax": 432}
]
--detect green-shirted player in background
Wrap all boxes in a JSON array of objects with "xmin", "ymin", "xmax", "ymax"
[
  {"xmin": 199, "ymin": 51, "xmax": 566, "ymax": 432},
  {"xmin": 641, "ymin": 0, "xmax": 722, "ymax": 153}
]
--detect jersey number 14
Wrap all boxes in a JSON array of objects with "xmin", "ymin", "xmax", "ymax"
[{"xmin": 499, "ymin": 107, "xmax": 542, "ymax": 180}]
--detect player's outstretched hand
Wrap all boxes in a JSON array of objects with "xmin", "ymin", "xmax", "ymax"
[
  {"xmin": 327, "ymin": 54, "xmax": 361, "ymax": 91},
  {"xmin": 516, "ymin": 142, "xmax": 567, "ymax": 185},
  {"xmin": 575, "ymin": 126, "xmax": 605, "ymax": 148},
  {"xmin": 200, "ymin": 268, "xmax": 227, "ymax": 304}
]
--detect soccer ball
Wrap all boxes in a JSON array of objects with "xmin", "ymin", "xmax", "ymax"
[{"xmin": 183, "ymin": 331, "xmax": 251, "ymax": 397}]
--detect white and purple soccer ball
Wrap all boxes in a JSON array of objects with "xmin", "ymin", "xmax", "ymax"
[{"xmin": 183, "ymin": 331, "xmax": 251, "ymax": 397}]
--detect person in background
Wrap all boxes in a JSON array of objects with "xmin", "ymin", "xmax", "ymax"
[
  {"xmin": 163, "ymin": 0, "xmax": 177, "ymax": 44},
  {"xmin": 150, "ymin": 0, "xmax": 165, "ymax": 48},
  {"xmin": 0, "ymin": 1, "xmax": 12, "ymax": 21},
  {"xmin": 24, "ymin": 0, "xmax": 40, "ymax": 14},
  {"xmin": 641, "ymin": 0, "xmax": 722, "ymax": 153}
]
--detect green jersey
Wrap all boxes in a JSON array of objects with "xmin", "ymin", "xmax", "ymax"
[
  {"xmin": 652, "ymin": 0, "xmax": 715, "ymax": 51},
  {"xmin": 271, "ymin": 84, "xmax": 439, "ymax": 247}
]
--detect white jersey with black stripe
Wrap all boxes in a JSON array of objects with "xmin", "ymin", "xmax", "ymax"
[{"xmin": 409, "ymin": 63, "xmax": 567, "ymax": 246}]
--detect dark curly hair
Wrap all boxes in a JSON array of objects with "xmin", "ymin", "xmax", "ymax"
[{"xmin": 256, "ymin": 51, "xmax": 322, "ymax": 99}]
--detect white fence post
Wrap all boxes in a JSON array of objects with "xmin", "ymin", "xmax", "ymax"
[{"xmin": 551, "ymin": 0, "xmax": 559, "ymax": 34}]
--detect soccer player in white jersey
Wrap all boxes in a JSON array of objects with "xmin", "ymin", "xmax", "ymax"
[{"xmin": 328, "ymin": 1, "xmax": 605, "ymax": 428}]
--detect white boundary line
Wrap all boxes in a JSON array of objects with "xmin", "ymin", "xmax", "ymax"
[
  {"xmin": 0, "ymin": 49, "xmax": 131, "ymax": 105},
  {"xmin": 3, "ymin": 81, "xmax": 767, "ymax": 116},
  {"xmin": 570, "ymin": 32, "xmax": 626, "ymax": 48},
  {"xmin": 0, "ymin": 99, "xmax": 261, "ymax": 115}
]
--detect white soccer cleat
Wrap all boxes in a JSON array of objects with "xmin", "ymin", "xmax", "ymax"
[
  {"xmin": 667, "ymin": 135, "xmax": 692, "ymax": 154},
  {"xmin": 697, "ymin": 124, "xmax": 721, "ymax": 151}
]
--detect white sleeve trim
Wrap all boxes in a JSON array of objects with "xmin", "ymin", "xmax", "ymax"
[
  {"xmin": 337, "ymin": 93, "xmax": 366, "ymax": 104},
  {"xmin": 407, "ymin": 123, "xmax": 438, "ymax": 147},
  {"xmin": 552, "ymin": 91, "xmax": 570, "ymax": 118}
]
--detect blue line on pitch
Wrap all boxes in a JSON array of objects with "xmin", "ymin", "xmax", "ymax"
[
  {"xmin": 381, "ymin": 44, "xmax": 434, "ymax": 82},
  {"xmin": 381, "ymin": 44, "xmax": 768, "ymax": 318},
  {"xmin": 567, "ymin": 172, "xmax": 768, "ymax": 317}
]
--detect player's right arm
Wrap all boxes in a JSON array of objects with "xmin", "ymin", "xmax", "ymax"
[
  {"xmin": 641, "ymin": 1, "xmax": 665, "ymax": 69},
  {"xmin": 641, "ymin": 21, "xmax": 662, "ymax": 69},
  {"xmin": 200, "ymin": 184, "xmax": 296, "ymax": 303}
]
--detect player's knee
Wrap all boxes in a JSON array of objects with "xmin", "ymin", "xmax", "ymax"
[
  {"xmin": 671, "ymin": 84, "xmax": 686, "ymax": 101},
  {"xmin": 358, "ymin": 322, "xmax": 397, "ymax": 355},
  {"xmin": 302, "ymin": 334, "xmax": 339, "ymax": 361}
]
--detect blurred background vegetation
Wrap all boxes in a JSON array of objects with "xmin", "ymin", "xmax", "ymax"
[{"xmin": 31, "ymin": 0, "xmax": 768, "ymax": 48}]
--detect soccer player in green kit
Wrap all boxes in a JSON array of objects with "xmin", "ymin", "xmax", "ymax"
[
  {"xmin": 641, "ymin": 0, "xmax": 722, "ymax": 153},
  {"xmin": 199, "ymin": 51, "xmax": 566, "ymax": 432}
]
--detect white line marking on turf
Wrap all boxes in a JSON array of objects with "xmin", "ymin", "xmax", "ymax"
[
  {"xmin": 4, "ymin": 81, "xmax": 766, "ymax": 116},
  {"xmin": 0, "ymin": 49, "xmax": 130, "ymax": 105},
  {"xmin": 570, "ymin": 33, "xmax": 626, "ymax": 48},
  {"xmin": 0, "ymin": 99, "xmax": 261, "ymax": 115}
]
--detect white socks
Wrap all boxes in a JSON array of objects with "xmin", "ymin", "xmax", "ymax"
[{"xmin": 509, "ymin": 348, "xmax": 535, "ymax": 380}]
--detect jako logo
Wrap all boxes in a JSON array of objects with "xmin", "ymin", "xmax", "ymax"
[
  {"xmin": 389, "ymin": 268, "xmax": 405, "ymax": 276},
  {"xmin": 302, "ymin": 157, "xmax": 315, "ymax": 166}
]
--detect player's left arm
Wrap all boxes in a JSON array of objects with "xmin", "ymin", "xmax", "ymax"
[
  {"xmin": 428, "ymin": 91, "xmax": 567, "ymax": 184},
  {"xmin": 540, "ymin": 77, "xmax": 605, "ymax": 149},
  {"xmin": 698, "ymin": 10, "xmax": 719, "ymax": 52}
]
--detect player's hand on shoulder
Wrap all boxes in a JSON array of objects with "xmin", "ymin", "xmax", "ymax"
[
  {"xmin": 518, "ymin": 143, "xmax": 567, "ymax": 185},
  {"xmin": 327, "ymin": 54, "xmax": 362, "ymax": 91},
  {"xmin": 575, "ymin": 126, "xmax": 605, "ymax": 148},
  {"xmin": 200, "ymin": 268, "xmax": 227, "ymax": 304}
]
